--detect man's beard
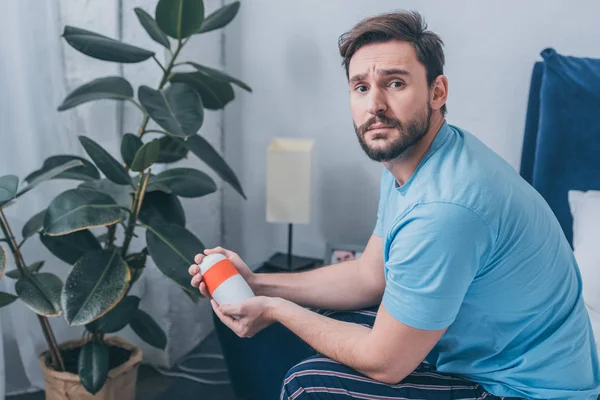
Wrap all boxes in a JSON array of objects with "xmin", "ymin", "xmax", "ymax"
[{"xmin": 354, "ymin": 102, "xmax": 432, "ymax": 162}]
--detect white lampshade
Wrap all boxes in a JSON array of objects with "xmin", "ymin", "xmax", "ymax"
[{"xmin": 266, "ymin": 138, "xmax": 315, "ymax": 224}]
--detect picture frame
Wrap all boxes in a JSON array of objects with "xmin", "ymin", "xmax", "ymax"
[{"xmin": 324, "ymin": 243, "xmax": 365, "ymax": 265}]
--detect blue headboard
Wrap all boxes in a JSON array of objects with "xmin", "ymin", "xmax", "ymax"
[{"xmin": 519, "ymin": 48, "xmax": 600, "ymax": 246}]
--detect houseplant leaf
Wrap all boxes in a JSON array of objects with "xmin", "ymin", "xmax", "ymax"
[
  {"xmin": 145, "ymin": 223, "xmax": 204, "ymax": 299},
  {"xmin": 58, "ymin": 77, "xmax": 134, "ymax": 111},
  {"xmin": 24, "ymin": 155, "xmax": 100, "ymax": 182},
  {"xmin": 22, "ymin": 210, "xmax": 46, "ymax": 241},
  {"xmin": 129, "ymin": 308, "xmax": 167, "ymax": 349},
  {"xmin": 185, "ymin": 135, "xmax": 245, "ymax": 198},
  {"xmin": 196, "ymin": 1, "xmax": 239, "ymax": 34},
  {"xmin": 16, "ymin": 273, "xmax": 63, "ymax": 316},
  {"xmin": 138, "ymin": 83, "xmax": 204, "ymax": 139},
  {"xmin": 0, "ymin": 291, "xmax": 17, "ymax": 308},
  {"xmin": 61, "ymin": 249, "xmax": 130, "ymax": 326},
  {"xmin": 151, "ymin": 168, "xmax": 216, "ymax": 198},
  {"xmin": 79, "ymin": 136, "xmax": 132, "ymax": 186},
  {"xmin": 156, "ymin": 135, "xmax": 188, "ymax": 163},
  {"xmin": 86, "ymin": 295, "xmax": 140, "ymax": 334},
  {"xmin": 62, "ymin": 26, "xmax": 154, "ymax": 63},
  {"xmin": 6, "ymin": 261, "xmax": 45, "ymax": 280},
  {"xmin": 134, "ymin": 7, "xmax": 170, "ymax": 49},
  {"xmin": 78, "ymin": 340, "xmax": 109, "ymax": 395},
  {"xmin": 133, "ymin": 174, "xmax": 171, "ymax": 194},
  {"xmin": 43, "ymin": 188, "xmax": 122, "ymax": 236},
  {"xmin": 40, "ymin": 230, "xmax": 101, "ymax": 265},
  {"xmin": 138, "ymin": 191, "xmax": 185, "ymax": 228},
  {"xmin": 169, "ymin": 71, "xmax": 234, "ymax": 110},
  {"xmin": 186, "ymin": 62, "xmax": 251, "ymax": 92},
  {"xmin": 78, "ymin": 179, "xmax": 133, "ymax": 209},
  {"xmin": 130, "ymin": 139, "xmax": 160, "ymax": 172},
  {"xmin": 121, "ymin": 134, "xmax": 143, "ymax": 168},
  {"xmin": 0, "ymin": 175, "xmax": 19, "ymax": 205},
  {"xmin": 155, "ymin": 0, "xmax": 204, "ymax": 40},
  {"xmin": 17, "ymin": 160, "xmax": 83, "ymax": 198}
]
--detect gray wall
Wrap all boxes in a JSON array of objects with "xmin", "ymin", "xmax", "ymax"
[{"xmin": 221, "ymin": 0, "xmax": 600, "ymax": 267}]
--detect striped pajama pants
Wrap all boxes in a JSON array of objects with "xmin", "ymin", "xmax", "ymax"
[{"xmin": 280, "ymin": 307, "xmax": 516, "ymax": 400}]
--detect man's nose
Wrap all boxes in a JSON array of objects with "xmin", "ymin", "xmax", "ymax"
[{"xmin": 366, "ymin": 88, "xmax": 387, "ymax": 115}]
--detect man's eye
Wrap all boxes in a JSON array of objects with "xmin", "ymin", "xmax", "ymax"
[
  {"xmin": 390, "ymin": 81, "xmax": 404, "ymax": 88},
  {"xmin": 355, "ymin": 85, "xmax": 368, "ymax": 93}
]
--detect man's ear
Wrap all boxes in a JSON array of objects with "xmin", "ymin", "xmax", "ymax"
[{"xmin": 430, "ymin": 75, "xmax": 448, "ymax": 112}]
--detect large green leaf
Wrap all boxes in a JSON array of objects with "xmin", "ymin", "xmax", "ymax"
[
  {"xmin": 78, "ymin": 179, "xmax": 133, "ymax": 209},
  {"xmin": 0, "ymin": 175, "xmax": 19, "ymax": 205},
  {"xmin": 169, "ymin": 72, "xmax": 234, "ymax": 110},
  {"xmin": 151, "ymin": 168, "xmax": 216, "ymax": 198},
  {"xmin": 62, "ymin": 26, "xmax": 154, "ymax": 63},
  {"xmin": 197, "ymin": 1, "xmax": 239, "ymax": 34},
  {"xmin": 24, "ymin": 155, "xmax": 100, "ymax": 183},
  {"xmin": 79, "ymin": 136, "xmax": 132, "ymax": 186},
  {"xmin": 58, "ymin": 77, "xmax": 134, "ymax": 111},
  {"xmin": 0, "ymin": 291, "xmax": 17, "ymax": 308},
  {"xmin": 129, "ymin": 309, "xmax": 167, "ymax": 349},
  {"xmin": 44, "ymin": 188, "xmax": 121, "ymax": 236},
  {"xmin": 145, "ymin": 223, "xmax": 203, "ymax": 299},
  {"xmin": 138, "ymin": 83, "xmax": 203, "ymax": 139},
  {"xmin": 138, "ymin": 191, "xmax": 185, "ymax": 228},
  {"xmin": 40, "ymin": 230, "xmax": 101, "ymax": 265},
  {"xmin": 6, "ymin": 261, "xmax": 45, "ymax": 280},
  {"xmin": 155, "ymin": 0, "xmax": 204, "ymax": 40},
  {"xmin": 78, "ymin": 340, "xmax": 109, "ymax": 395},
  {"xmin": 86, "ymin": 295, "xmax": 140, "ymax": 334},
  {"xmin": 156, "ymin": 135, "xmax": 188, "ymax": 163},
  {"xmin": 22, "ymin": 210, "xmax": 46, "ymax": 241},
  {"xmin": 133, "ymin": 174, "xmax": 170, "ymax": 194},
  {"xmin": 0, "ymin": 246, "xmax": 5, "ymax": 278},
  {"xmin": 134, "ymin": 8, "xmax": 170, "ymax": 49},
  {"xmin": 185, "ymin": 135, "xmax": 245, "ymax": 198},
  {"xmin": 17, "ymin": 160, "xmax": 84, "ymax": 198},
  {"xmin": 120, "ymin": 134, "xmax": 143, "ymax": 168},
  {"xmin": 61, "ymin": 249, "xmax": 130, "ymax": 326},
  {"xmin": 130, "ymin": 139, "xmax": 160, "ymax": 172},
  {"xmin": 16, "ymin": 273, "xmax": 63, "ymax": 316},
  {"xmin": 186, "ymin": 62, "xmax": 251, "ymax": 92}
]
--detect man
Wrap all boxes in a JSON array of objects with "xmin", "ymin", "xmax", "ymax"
[{"xmin": 189, "ymin": 10, "xmax": 600, "ymax": 399}]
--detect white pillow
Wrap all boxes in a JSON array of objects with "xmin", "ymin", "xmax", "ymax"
[{"xmin": 568, "ymin": 190, "xmax": 600, "ymax": 352}]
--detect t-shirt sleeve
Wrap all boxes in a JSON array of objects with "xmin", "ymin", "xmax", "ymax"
[
  {"xmin": 373, "ymin": 169, "xmax": 390, "ymax": 237},
  {"xmin": 382, "ymin": 202, "xmax": 493, "ymax": 330}
]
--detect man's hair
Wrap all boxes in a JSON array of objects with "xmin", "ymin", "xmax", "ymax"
[{"xmin": 338, "ymin": 11, "xmax": 447, "ymax": 116}]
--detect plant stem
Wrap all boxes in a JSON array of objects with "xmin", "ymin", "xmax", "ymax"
[
  {"xmin": 121, "ymin": 171, "xmax": 146, "ymax": 258},
  {"xmin": 0, "ymin": 210, "xmax": 65, "ymax": 371},
  {"xmin": 126, "ymin": 98, "xmax": 147, "ymax": 116},
  {"xmin": 0, "ymin": 210, "xmax": 27, "ymax": 275}
]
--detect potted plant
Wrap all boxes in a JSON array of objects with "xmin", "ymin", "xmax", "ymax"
[{"xmin": 0, "ymin": 0, "xmax": 249, "ymax": 398}]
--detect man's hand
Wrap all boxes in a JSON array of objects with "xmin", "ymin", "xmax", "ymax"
[
  {"xmin": 188, "ymin": 246, "xmax": 255, "ymax": 297},
  {"xmin": 211, "ymin": 296, "xmax": 279, "ymax": 338}
]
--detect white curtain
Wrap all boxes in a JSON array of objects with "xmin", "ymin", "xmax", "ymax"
[{"xmin": 0, "ymin": 0, "xmax": 222, "ymax": 396}]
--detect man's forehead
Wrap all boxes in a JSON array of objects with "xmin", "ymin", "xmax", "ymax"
[{"xmin": 348, "ymin": 40, "xmax": 419, "ymax": 77}]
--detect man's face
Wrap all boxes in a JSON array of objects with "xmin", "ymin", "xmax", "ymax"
[{"xmin": 349, "ymin": 40, "xmax": 433, "ymax": 162}]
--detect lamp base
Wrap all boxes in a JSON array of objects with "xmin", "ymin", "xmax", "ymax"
[{"xmin": 263, "ymin": 252, "xmax": 320, "ymax": 272}]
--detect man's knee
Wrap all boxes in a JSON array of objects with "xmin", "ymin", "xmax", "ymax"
[{"xmin": 280, "ymin": 356, "xmax": 339, "ymax": 399}]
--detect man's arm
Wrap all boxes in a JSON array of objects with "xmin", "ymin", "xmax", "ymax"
[
  {"xmin": 252, "ymin": 234, "xmax": 386, "ymax": 310},
  {"xmin": 214, "ymin": 297, "xmax": 444, "ymax": 384}
]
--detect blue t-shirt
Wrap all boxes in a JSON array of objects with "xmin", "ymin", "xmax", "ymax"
[{"xmin": 374, "ymin": 122, "xmax": 600, "ymax": 399}]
